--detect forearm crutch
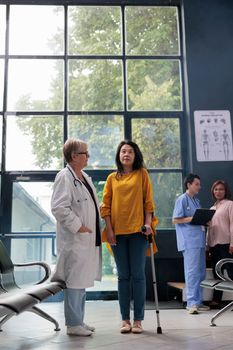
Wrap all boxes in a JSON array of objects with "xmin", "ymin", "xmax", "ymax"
[{"xmin": 142, "ymin": 227, "xmax": 162, "ymax": 334}]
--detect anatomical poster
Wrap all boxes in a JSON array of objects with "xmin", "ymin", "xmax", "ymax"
[{"xmin": 194, "ymin": 110, "xmax": 233, "ymax": 161}]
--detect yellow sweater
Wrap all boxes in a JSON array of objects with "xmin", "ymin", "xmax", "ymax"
[{"xmin": 101, "ymin": 168, "xmax": 158, "ymax": 254}]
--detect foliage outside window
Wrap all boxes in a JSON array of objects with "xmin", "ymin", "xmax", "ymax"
[
  {"xmin": 150, "ymin": 173, "xmax": 183, "ymax": 228},
  {"xmin": 68, "ymin": 115, "xmax": 124, "ymax": 169},
  {"xmin": 127, "ymin": 60, "xmax": 181, "ymax": 111},
  {"xmin": 4, "ymin": 5, "xmax": 182, "ymax": 229},
  {"xmin": 132, "ymin": 118, "xmax": 181, "ymax": 168},
  {"xmin": 68, "ymin": 59, "xmax": 123, "ymax": 111},
  {"xmin": 125, "ymin": 6, "xmax": 179, "ymax": 56},
  {"xmin": 68, "ymin": 6, "xmax": 122, "ymax": 55},
  {"xmin": 1, "ymin": 4, "xmax": 183, "ymax": 289}
]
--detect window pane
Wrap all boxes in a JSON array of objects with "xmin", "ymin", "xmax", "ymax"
[
  {"xmin": 68, "ymin": 6, "xmax": 121, "ymax": 55},
  {"xmin": 68, "ymin": 115, "xmax": 123, "ymax": 169},
  {"xmin": 11, "ymin": 237, "xmax": 56, "ymax": 285},
  {"xmin": 150, "ymin": 172, "xmax": 182, "ymax": 229},
  {"xmin": 127, "ymin": 59, "xmax": 182, "ymax": 111},
  {"xmin": 0, "ymin": 5, "xmax": 6, "ymax": 54},
  {"xmin": 9, "ymin": 6, "xmax": 64, "ymax": 55},
  {"xmin": 7, "ymin": 59, "xmax": 64, "ymax": 111},
  {"xmin": 132, "ymin": 118, "xmax": 181, "ymax": 168},
  {"xmin": 12, "ymin": 182, "xmax": 55, "ymax": 233},
  {"xmin": 69, "ymin": 60, "xmax": 123, "ymax": 111},
  {"xmin": 125, "ymin": 6, "xmax": 179, "ymax": 56},
  {"xmin": 88, "ymin": 179, "xmax": 117, "ymax": 292},
  {"xmin": 6, "ymin": 115, "xmax": 63, "ymax": 171},
  {"xmin": 0, "ymin": 59, "xmax": 3, "ymax": 110}
]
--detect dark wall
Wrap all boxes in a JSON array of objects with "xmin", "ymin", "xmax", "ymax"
[
  {"xmin": 146, "ymin": 231, "xmax": 184, "ymax": 301},
  {"xmin": 182, "ymin": 0, "xmax": 233, "ymax": 206}
]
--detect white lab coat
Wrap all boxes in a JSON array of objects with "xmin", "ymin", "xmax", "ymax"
[{"xmin": 51, "ymin": 164, "xmax": 102, "ymax": 289}]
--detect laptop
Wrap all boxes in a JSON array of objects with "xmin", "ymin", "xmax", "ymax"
[{"xmin": 190, "ymin": 208, "xmax": 216, "ymax": 225}]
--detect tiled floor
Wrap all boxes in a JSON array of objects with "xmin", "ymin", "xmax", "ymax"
[{"xmin": 1, "ymin": 301, "xmax": 233, "ymax": 350}]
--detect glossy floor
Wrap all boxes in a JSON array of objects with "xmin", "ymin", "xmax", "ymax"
[{"xmin": 1, "ymin": 301, "xmax": 233, "ymax": 350}]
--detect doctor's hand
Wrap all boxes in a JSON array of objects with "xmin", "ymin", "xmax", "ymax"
[
  {"xmin": 78, "ymin": 225, "xmax": 92, "ymax": 233},
  {"xmin": 106, "ymin": 228, "xmax": 116, "ymax": 246}
]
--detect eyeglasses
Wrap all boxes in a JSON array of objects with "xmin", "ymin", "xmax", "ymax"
[{"xmin": 75, "ymin": 151, "xmax": 90, "ymax": 158}]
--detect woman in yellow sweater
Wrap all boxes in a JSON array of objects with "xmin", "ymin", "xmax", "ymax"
[{"xmin": 101, "ymin": 140, "xmax": 158, "ymax": 334}]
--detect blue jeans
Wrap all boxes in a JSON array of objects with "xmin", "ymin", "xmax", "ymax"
[
  {"xmin": 182, "ymin": 248, "xmax": 206, "ymax": 307},
  {"xmin": 112, "ymin": 233, "xmax": 148, "ymax": 321},
  {"xmin": 64, "ymin": 288, "xmax": 86, "ymax": 327}
]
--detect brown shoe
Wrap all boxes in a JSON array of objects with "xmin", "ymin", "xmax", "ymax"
[
  {"xmin": 120, "ymin": 321, "xmax": 131, "ymax": 334},
  {"xmin": 132, "ymin": 322, "xmax": 143, "ymax": 334}
]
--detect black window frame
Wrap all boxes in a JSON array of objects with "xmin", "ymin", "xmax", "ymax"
[{"xmin": 0, "ymin": 0, "xmax": 188, "ymax": 298}]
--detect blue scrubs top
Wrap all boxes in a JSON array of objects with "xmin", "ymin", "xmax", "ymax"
[{"xmin": 173, "ymin": 193, "xmax": 205, "ymax": 251}]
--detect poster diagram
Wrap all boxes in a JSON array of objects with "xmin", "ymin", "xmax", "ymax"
[{"xmin": 194, "ymin": 110, "xmax": 233, "ymax": 162}]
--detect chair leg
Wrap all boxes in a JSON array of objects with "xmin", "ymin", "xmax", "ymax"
[
  {"xmin": 210, "ymin": 301, "xmax": 233, "ymax": 326},
  {"xmin": 0, "ymin": 313, "xmax": 16, "ymax": 331},
  {"xmin": 29, "ymin": 305, "xmax": 60, "ymax": 331}
]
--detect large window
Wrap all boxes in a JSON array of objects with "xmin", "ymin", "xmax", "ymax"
[
  {"xmin": 0, "ymin": 5, "xmax": 6, "ymax": 55},
  {"xmin": 0, "ymin": 2, "xmax": 184, "ymax": 293}
]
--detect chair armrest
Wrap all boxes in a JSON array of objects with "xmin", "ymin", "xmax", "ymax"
[
  {"xmin": 13, "ymin": 262, "xmax": 51, "ymax": 284},
  {"xmin": 215, "ymin": 258, "xmax": 233, "ymax": 281}
]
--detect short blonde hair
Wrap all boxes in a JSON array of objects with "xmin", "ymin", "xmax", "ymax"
[{"xmin": 63, "ymin": 138, "xmax": 87, "ymax": 163}]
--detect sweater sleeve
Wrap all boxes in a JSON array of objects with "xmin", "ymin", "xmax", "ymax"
[
  {"xmin": 100, "ymin": 174, "xmax": 113, "ymax": 218},
  {"xmin": 142, "ymin": 168, "xmax": 155, "ymax": 213},
  {"xmin": 142, "ymin": 168, "xmax": 158, "ymax": 232}
]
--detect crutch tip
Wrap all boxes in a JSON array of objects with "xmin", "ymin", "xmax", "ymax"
[{"xmin": 157, "ymin": 327, "xmax": 162, "ymax": 334}]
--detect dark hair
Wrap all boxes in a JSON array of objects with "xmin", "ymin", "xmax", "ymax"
[
  {"xmin": 115, "ymin": 140, "xmax": 144, "ymax": 174},
  {"xmin": 211, "ymin": 180, "xmax": 232, "ymax": 200},
  {"xmin": 184, "ymin": 173, "xmax": 200, "ymax": 190}
]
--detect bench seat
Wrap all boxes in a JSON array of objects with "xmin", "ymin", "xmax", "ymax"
[
  {"xmin": 0, "ymin": 240, "xmax": 66, "ymax": 332},
  {"xmin": 200, "ymin": 258, "xmax": 233, "ymax": 326}
]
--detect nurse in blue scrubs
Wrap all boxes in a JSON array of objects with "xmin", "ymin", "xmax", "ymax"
[{"xmin": 172, "ymin": 173, "xmax": 209, "ymax": 314}]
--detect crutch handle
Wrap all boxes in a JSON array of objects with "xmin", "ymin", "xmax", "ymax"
[{"xmin": 141, "ymin": 226, "xmax": 153, "ymax": 243}]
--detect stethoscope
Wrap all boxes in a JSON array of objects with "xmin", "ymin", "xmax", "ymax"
[
  {"xmin": 185, "ymin": 193, "xmax": 200, "ymax": 211},
  {"xmin": 67, "ymin": 166, "xmax": 89, "ymax": 203},
  {"xmin": 67, "ymin": 166, "xmax": 82, "ymax": 187}
]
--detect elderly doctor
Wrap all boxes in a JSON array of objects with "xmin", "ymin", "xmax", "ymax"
[{"xmin": 51, "ymin": 138, "xmax": 102, "ymax": 336}]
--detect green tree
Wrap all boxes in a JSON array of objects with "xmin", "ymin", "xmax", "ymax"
[
  {"xmin": 16, "ymin": 5, "xmax": 182, "ymax": 228},
  {"xmin": 17, "ymin": 6, "xmax": 181, "ymax": 168}
]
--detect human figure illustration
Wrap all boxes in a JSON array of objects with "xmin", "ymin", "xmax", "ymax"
[
  {"xmin": 201, "ymin": 129, "xmax": 210, "ymax": 160},
  {"xmin": 213, "ymin": 130, "xmax": 219, "ymax": 142},
  {"xmin": 221, "ymin": 129, "xmax": 230, "ymax": 160}
]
